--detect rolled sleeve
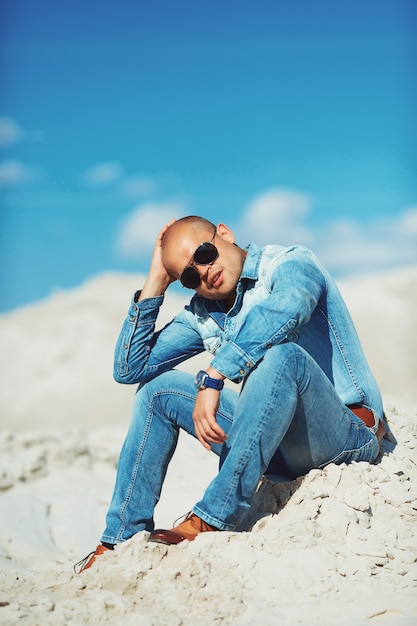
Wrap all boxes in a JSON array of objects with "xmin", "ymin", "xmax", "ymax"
[
  {"xmin": 113, "ymin": 292, "xmax": 204, "ymax": 384},
  {"xmin": 211, "ymin": 341, "xmax": 256, "ymax": 381}
]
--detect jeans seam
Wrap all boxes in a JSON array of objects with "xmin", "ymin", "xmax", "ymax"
[
  {"xmin": 215, "ymin": 344, "xmax": 296, "ymax": 527},
  {"xmin": 114, "ymin": 385, "xmax": 233, "ymax": 540},
  {"xmin": 152, "ymin": 386, "xmax": 234, "ymax": 432},
  {"xmin": 116, "ymin": 396, "xmax": 155, "ymax": 541}
]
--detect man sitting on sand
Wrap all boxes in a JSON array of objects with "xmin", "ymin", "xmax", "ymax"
[{"xmin": 75, "ymin": 215, "xmax": 386, "ymax": 572}]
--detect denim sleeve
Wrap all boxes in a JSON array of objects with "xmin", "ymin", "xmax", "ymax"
[
  {"xmin": 113, "ymin": 292, "xmax": 204, "ymax": 384},
  {"xmin": 211, "ymin": 254, "xmax": 327, "ymax": 381}
]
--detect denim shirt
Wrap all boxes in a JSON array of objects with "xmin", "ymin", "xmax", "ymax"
[{"xmin": 114, "ymin": 243, "xmax": 384, "ymax": 422}]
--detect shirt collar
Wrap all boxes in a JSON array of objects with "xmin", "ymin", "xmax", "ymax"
[
  {"xmin": 239, "ymin": 242, "xmax": 262, "ymax": 282},
  {"xmin": 190, "ymin": 242, "xmax": 261, "ymax": 314}
]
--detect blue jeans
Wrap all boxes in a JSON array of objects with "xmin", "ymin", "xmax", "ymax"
[{"xmin": 101, "ymin": 343, "xmax": 380, "ymax": 543}]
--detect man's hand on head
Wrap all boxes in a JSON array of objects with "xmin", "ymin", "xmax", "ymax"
[{"xmin": 139, "ymin": 220, "xmax": 177, "ymax": 300}]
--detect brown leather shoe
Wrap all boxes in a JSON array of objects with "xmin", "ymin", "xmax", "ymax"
[
  {"xmin": 149, "ymin": 512, "xmax": 218, "ymax": 545},
  {"xmin": 74, "ymin": 544, "xmax": 112, "ymax": 573}
]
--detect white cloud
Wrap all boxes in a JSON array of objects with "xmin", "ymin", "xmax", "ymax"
[
  {"xmin": 235, "ymin": 188, "xmax": 313, "ymax": 246},
  {"xmin": 316, "ymin": 207, "xmax": 417, "ymax": 274},
  {"xmin": 391, "ymin": 206, "xmax": 417, "ymax": 239},
  {"xmin": 80, "ymin": 161, "xmax": 124, "ymax": 187},
  {"xmin": 0, "ymin": 159, "xmax": 41, "ymax": 188},
  {"xmin": 116, "ymin": 202, "xmax": 187, "ymax": 259},
  {"xmin": 0, "ymin": 117, "xmax": 25, "ymax": 147},
  {"xmin": 119, "ymin": 175, "xmax": 157, "ymax": 198},
  {"xmin": 0, "ymin": 116, "xmax": 44, "ymax": 147},
  {"xmin": 79, "ymin": 162, "xmax": 158, "ymax": 198},
  {"xmin": 233, "ymin": 187, "xmax": 417, "ymax": 276},
  {"xmin": 114, "ymin": 187, "xmax": 417, "ymax": 276}
]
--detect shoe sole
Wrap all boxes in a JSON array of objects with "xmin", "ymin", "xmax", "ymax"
[{"xmin": 148, "ymin": 529, "xmax": 192, "ymax": 545}]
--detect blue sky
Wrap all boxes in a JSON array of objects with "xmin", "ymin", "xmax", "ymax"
[{"xmin": 1, "ymin": 0, "xmax": 416, "ymax": 311}]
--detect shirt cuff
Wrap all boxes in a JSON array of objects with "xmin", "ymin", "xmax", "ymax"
[
  {"xmin": 211, "ymin": 341, "xmax": 256, "ymax": 382},
  {"xmin": 128, "ymin": 292, "xmax": 164, "ymax": 323}
]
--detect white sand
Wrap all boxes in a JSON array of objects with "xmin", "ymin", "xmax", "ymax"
[{"xmin": 0, "ymin": 267, "xmax": 416, "ymax": 625}]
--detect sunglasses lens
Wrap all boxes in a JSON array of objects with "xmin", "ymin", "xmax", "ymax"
[
  {"xmin": 193, "ymin": 242, "xmax": 218, "ymax": 265},
  {"xmin": 180, "ymin": 266, "xmax": 201, "ymax": 289},
  {"xmin": 180, "ymin": 239, "xmax": 218, "ymax": 289}
]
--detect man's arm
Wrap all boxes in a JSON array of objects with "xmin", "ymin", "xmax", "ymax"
[
  {"xmin": 191, "ymin": 250, "xmax": 326, "ymax": 449},
  {"xmin": 210, "ymin": 250, "xmax": 327, "ymax": 381},
  {"xmin": 138, "ymin": 220, "xmax": 177, "ymax": 300},
  {"xmin": 113, "ymin": 221, "xmax": 204, "ymax": 384},
  {"xmin": 192, "ymin": 365, "xmax": 227, "ymax": 450}
]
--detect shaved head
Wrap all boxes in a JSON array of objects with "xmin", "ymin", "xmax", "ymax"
[{"xmin": 161, "ymin": 216, "xmax": 216, "ymax": 251}]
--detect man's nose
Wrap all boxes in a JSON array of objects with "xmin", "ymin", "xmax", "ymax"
[{"xmin": 195, "ymin": 264, "xmax": 210, "ymax": 281}]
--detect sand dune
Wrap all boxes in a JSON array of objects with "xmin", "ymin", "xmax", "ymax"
[{"xmin": 0, "ymin": 267, "xmax": 416, "ymax": 625}]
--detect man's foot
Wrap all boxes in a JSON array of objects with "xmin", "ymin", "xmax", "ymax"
[
  {"xmin": 74, "ymin": 544, "xmax": 112, "ymax": 573},
  {"xmin": 149, "ymin": 512, "xmax": 218, "ymax": 545}
]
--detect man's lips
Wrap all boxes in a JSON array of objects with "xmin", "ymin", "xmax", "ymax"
[{"xmin": 210, "ymin": 269, "xmax": 223, "ymax": 288}]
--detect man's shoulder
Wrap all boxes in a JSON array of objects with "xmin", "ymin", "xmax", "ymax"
[
  {"xmin": 242, "ymin": 242, "xmax": 294, "ymax": 277},
  {"xmin": 259, "ymin": 244, "xmax": 318, "ymax": 267}
]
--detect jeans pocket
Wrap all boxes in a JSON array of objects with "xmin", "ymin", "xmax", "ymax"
[{"xmin": 320, "ymin": 423, "xmax": 379, "ymax": 468}]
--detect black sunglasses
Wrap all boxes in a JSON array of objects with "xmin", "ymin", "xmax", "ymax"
[{"xmin": 180, "ymin": 230, "xmax": 219, "ymax": 289}]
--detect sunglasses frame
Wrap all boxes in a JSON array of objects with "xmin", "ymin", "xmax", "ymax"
[{"xmin": 180, "ymin": 229, "xmax": 218, "ymax": 289}]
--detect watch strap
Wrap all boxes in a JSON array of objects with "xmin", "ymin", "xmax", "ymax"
[
  {"xmin": 204, "ymin": 375, "xmax": 224, "ymax": 390},
  {"xmin": 195, "ymin": 370, "xmax": 224, "ymax": 390}
]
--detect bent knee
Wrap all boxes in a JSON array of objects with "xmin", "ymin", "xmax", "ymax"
[{"xmin": 264, "ymin": 341, "xmax": 307, "ymax": 365}]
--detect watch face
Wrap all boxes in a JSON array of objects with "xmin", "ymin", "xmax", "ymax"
[
  {"xmin": 194, "ymin": 370, "xmax": 207, "ymax": 389},
  {"xmin": 194, "ymin": 370, "xmax": 224, "ymax": 390}
]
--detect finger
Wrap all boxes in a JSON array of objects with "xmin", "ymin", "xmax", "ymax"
[
  {"xmin": 210, "ymin": 421, "xmax": 227, "ymax": 440},
  {"xmin": 202, "ymin": 416, "xmax": 227, "ymax": 441},
  {"xmin": 194, "ymin": 413, "xmax": 222, "ymax": 437},
  {"xmin": 194, "ymin": 416, "xmax": 224, "ymax": 445},
  {"xmin": 195, "ymin": 421, "xmax": 226, "ymax": 448},
  {"xmin": 159, "ymin": 219, "xmax": 176, "ymax": 239},
  {"xmin": 194, "ymin": 424, "xmax": 212, "ymax": 450}
]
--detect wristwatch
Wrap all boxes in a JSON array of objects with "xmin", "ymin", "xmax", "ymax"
[{"xmin": 194, "ymin": 370, "xmax": 224, "ymax": 391}]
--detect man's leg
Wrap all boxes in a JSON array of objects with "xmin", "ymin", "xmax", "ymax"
[
  {"xmin": 101, "ymin": 369, "xmax": 238, "ymax": 545},
  {"xmin": 193, "ymin": 342, "xmax": 380, "ymax": 532}
]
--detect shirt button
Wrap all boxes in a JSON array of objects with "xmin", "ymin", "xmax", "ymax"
[
  {"xmin": 245, "ymin": 362, "xmax": 251, "ymax": 368},
  {"xmin": 239, "ymin": 369, "xmax": 245, "ymax": 375}
]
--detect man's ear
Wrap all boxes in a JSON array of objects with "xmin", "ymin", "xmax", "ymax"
[{"xmin": 216, "ymin": 223, "xmax": 235, "ymax": 243}]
